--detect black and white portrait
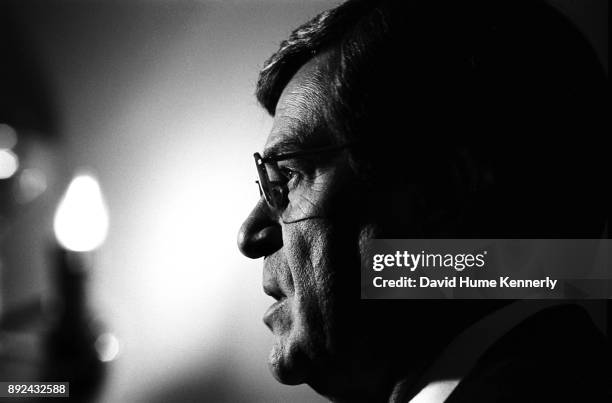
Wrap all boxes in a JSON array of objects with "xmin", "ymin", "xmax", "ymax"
[{"xmin": 1, "ymin": 1, "xmax": 609, "ymax": 402}]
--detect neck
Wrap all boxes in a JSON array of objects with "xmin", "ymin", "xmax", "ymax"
[
  {"xmin": 314, "ymin": 337, "xmax": 447, "ymax": 403},
  {"xmin": 325, "ymin": 301, "xmax": 514, "ymax": 402}
]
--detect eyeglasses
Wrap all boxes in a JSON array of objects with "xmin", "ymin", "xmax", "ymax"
[{"xmin": 254, "ymin": 143, "xmax": 354, "ymax": 216}]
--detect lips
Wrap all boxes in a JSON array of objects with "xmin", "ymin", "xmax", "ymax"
[
  {"xmin": 263, "ymin": 281, "xmax": 285, "ymax": 301},
  {"xmin": 263, "ymin": 298, "xmax": 287, "ymax": 330},
  {"xmin": 263, "ymin": 258, "xmax": 287, "ymax": 301},
  {"xmin": 262, "ymin": 255, "xmax": 291, "ymax": 330},
  {"xmin": 263, "ymin": 277, "xmax": 288, "ymax": 330}
]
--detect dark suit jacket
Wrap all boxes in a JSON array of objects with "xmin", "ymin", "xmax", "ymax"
[{"xmin": 442, "ymin": 304, "xmax": 610, "ymax": 403}]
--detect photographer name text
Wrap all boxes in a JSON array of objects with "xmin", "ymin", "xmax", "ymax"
[{"xmin": 373, "ymin": 276, "xmax": 558, "ymax": 290}]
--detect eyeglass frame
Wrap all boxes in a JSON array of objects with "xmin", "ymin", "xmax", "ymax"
[{"xmin": 253, "ymin": 142, "xmax": 356, "ymax": 213}]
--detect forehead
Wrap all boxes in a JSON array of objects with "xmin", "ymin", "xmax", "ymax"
[{"xmin": 263, "ymin": 54, "xmax": 331, "ymax": 156}]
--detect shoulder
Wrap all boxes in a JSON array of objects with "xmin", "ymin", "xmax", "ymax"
[{"xmin": 446, "ymin": 304, "xmax": 610, "ymax": 403}]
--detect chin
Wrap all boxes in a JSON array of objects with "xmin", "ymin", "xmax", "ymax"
[{"xmin": 267, "ymin": 338, "xmax": 313, "ymax": 385}]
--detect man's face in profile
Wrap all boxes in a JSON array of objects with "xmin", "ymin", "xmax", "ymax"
[
  {"xmin": 238, "ymin": 54, "xmax": 390, "ymax": 396},
  {"xmin": 237, "ymin": 0, "xmax": 609, "ymax": 400}
]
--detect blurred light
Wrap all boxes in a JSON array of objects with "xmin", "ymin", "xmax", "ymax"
[
  {"xmin": 16, "ymin": 168, "xmax": 48, "ymax": 204},
  {"xmin": 54, "ymin": 173, "xmax": 109, "ymax": 252},
  {"xmin": 0, "ymin": 149, "xmax": 19, "ymax": 179},
  {"xmin": 95, "ymin": 332, "xmax": 121, "ymax": 362},
  {"xmin": 0, "ymin": 124, "xmax": 18, "ymax": 149}
]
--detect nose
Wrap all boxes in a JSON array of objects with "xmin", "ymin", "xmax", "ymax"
[{"xmin": 237, "ymin": 198, "xmax": 282, "ymax": 259}]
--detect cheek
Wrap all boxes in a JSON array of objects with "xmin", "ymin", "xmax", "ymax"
[
  {"xmin": 283, "ymin": 221, "xmax": 359, "ymax": 343},
  {"xmin": 283, "ymin": 222, "xmax": 335, "ymax": 332}
]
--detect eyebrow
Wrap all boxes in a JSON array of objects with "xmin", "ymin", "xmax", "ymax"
[
  {"xmin": 265, "ymin": 142, "xmax": 357, "ymax": 163},
  {"xmin": 263, "ymin": 119, "xmax": 332, "ymax": 159},
  {"xmin": 263, "ymin": 136, "xmax": 310, "ymax": 159}
]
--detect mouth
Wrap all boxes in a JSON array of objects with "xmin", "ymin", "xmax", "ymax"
[
  {"xmin": 263, "ymin": 281, "xmax": 287, "ymax": 330},
  {"xmin": 263, "ymin": 282, "xmax": 286, "ymax": 302},
  {"xmin": 263, "ymin": 298, "xmax": 287, "ymax": 329}
]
